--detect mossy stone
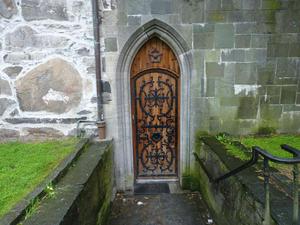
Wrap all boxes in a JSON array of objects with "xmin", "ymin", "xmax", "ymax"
[
  {"xmin": 281, "ymin": 86, "xmax": 297, "ymax": 104},
  {"xmin": 206, "ymin": 11, "xmax": 226, "ymax": 22},
  {"xmin": 261, "ymin": 0, "xmax": 281, "ymax": 9},
  {"xmin": 237, "ymin": 97, "xmax": 258, "ymax": 119}
]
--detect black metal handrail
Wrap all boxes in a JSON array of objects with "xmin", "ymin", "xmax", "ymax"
[
  {"xmin": 195, "ymin": 144, "xmax": 300, "ymax": 225},
  {"xmin": 214, "ymin": 144, "xmax": 300, "ymax": 183}
]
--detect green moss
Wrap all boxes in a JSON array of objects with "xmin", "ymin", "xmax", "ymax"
[
  {"xmin": 195, "ymin": 130, "xmax": 209, "ymax": 138},
  {"xmin": 181, "ymin": 174, "xmax": 192, "ymax": 190},
  {"xmin": 97, "ymin": 144, "xmax": 113, "ymax": 225},
  {"xmin": 264, "ymin": 11, "xmax": 276, "ymax": 23},
  {"xmin": 256, "ymin": 126, "xmax": 277, "ymax": 136},
  {"xmin": 237, "ymin": 96, "xmax": 258, "ymax": 119},
  {"xmin": 195, "ymin": 130, "xmax": 210, "ymax": 155},
  {"xmin": 192, "ymin": 132, "xmax": 230, "ymax": 224},
  {"xmin": 263, "ymin": 0, "xmax": 281, "ymax": 10},
  {"xmin": 223, "ymin": 143, "xmax": 249, "ymax": 161},
  {"xmin": 190, "ymin": 172, "xmax": 201, "ymax": 191},
  {"xmin": 97, "ymin": 198, "xmax": 111, "ymax": 225},
  {"xmin": 255, "ymin": 116, "xmax": 279, "ymax": 135},
  {"xmin": 185, "ymin": 129, "xmax": 214, "ymax": 191},
  {"xmin": 182, "ymin": 172, "xmax": 200, "ymax": 191},
  {"xmin": 215, "ymin": 133, "xmax": 249, "ymax": 160},
  {"xmin": 193, "ymin": 159, "xmax": 226, "ymax": 224},
  {"xmin": 208, "ymin": 12, "xmax": 226, "ymax": 22}
]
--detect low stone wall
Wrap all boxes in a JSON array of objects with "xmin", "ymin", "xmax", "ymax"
[
  {"xmin": 20, "ymin": 140, "xmax": 114, "ymax": 225},
  {"xmin": 189, "ymin": 136, "xmax": 296, "ymax": 225},
  {"xmin": 0, "ymin": 138, "xmax": 90, "ymax": 225}
]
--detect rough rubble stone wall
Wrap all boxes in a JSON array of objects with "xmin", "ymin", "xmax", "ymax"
[{"xmin": 0, "ymin": 0, "xmax": 113, "ymax": 141}]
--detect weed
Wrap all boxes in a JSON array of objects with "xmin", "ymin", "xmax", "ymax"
[
  {"xmin": 216, "ymin": 132, "xmax": 233, "ymax": 144},
  {"xmin": 24, "ymin": 198, "xmax": 40, "ymax": 220},
  {"xmin": 256, "ymin": 126, "xmax": 277, "ymax": 136},
  {"xmin": 45, "ymin": 183, "xmax": 56, "ymax": 199}
]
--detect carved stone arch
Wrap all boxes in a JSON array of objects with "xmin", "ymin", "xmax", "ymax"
[{"xmin": 115, "ymin": 19, "xmax": 192, "ymax": 190}]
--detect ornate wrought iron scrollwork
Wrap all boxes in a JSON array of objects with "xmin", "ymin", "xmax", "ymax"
[{"xmin": 135, "ymin": 71, "xmax": 178, "ymax": 176}]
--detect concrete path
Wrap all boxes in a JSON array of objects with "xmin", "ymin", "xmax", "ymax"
[{"xmin": 108, "ymin": 192, "xmax": 216, "ymax": 225}]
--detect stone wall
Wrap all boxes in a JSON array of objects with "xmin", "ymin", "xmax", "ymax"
[
  {"xmin": 0, "ymin": 0, "xmax": 113, "ymax": 140},
  {"xmin": 108, "ymin": 0, "xmax": 299, "ymax": 136},
  {"xmin": 97, "ymin": 0, "xmax": 300, "ymax": 190},
  {"xmin": 191, "ymin": 136, "xmax": 296, "ymax": 225},
  {"xmin": 21, "ymin": 140, "xmax": 114, "ymax": 225},
  {"xmin": 1, "ymin": 1, "xmax": 299, "ymax": 138},
  {"xmin": 187, "ymin": 0, "xmax": 300, "ymax": 136}
]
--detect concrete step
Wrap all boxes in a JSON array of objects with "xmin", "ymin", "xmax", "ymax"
[{"xmin": 108, "ymin": 192, "xmax": 216, "ymax": 225}]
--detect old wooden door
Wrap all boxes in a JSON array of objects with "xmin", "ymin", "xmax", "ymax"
[{"xmin": 131, "ymin": 37, "xmax": 180, "ymax": 179}]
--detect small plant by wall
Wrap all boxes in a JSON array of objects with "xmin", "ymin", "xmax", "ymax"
[{"xmin": 256, "ymin": 126, "xmax": 277, "ymax": 136}]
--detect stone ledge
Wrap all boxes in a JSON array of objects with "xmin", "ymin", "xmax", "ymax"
[
  {"xmin": 5, "ymin": 117, "xmax": 87, "ymax": 124},
  {"xmin": 21, "ymin": 140, "xmax": 114, "ymax": 225},
  {"xmin": 0, "ymin": 138, "xmax": 90, "ymax": 225}
]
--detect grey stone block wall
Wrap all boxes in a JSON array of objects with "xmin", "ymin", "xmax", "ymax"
[{"xmin": 98, "ymin": 0, "xmax": 300, "ymax": 137}]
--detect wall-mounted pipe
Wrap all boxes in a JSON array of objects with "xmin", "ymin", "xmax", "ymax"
[
  {"xmin": 91, "ymin": 0, "xmax": 106, "ymax": 139},
  {"xmin": 91, "ymin": 0, "xmax": 104, "ymax": 121}
]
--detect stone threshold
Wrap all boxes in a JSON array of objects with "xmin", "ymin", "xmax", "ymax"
[
  {"xmin": 0, "ymin": 138, "xmax": 90, "ymax": 225},
  {"xmin": 197, "ymin": 136, "xmax": 298, "ymax": 225}
]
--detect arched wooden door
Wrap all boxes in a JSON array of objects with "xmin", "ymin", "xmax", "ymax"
[{"xmin": 131, "ymin": 37, "xmax": 180, "ymax": 179}]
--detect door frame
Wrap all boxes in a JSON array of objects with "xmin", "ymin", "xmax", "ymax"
[{"xmin": 115, "ymin": 19, "xmax": 192, "ymax": 190}]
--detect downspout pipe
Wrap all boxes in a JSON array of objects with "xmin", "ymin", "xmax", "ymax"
[
  {"xmin": 91, "ymin": 0, "xmax": 103, "ymax": 121},
  {"xmin": 91, "ymin": 0, "xmax": 106, "ymax": 138}
]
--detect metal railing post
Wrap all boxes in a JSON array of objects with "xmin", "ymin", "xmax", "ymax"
[
  {"xmin": 293, "ymin": 164, "xmax": 299, "ymax": 225},
  {"xmin": 202, "ymin": 142, "xmax": 300, "ymax": 224},
  {"xmin": 263, "ymin": 158, "xmax": 271, "ymax": 225}
]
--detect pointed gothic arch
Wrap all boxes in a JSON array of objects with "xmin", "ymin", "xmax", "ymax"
[{"xmin": 115, "ymin": 19, "xmax": 192, "ymax": 190}]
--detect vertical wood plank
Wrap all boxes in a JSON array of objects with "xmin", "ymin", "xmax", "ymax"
[{"xmin": 130, "ymin": 37, "xmax": 180, "ymax": 178}]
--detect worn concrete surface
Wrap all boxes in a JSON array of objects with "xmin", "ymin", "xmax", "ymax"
[{"xmin": 108, "ymin": 192, "xmax": 215, "ymax": 225}]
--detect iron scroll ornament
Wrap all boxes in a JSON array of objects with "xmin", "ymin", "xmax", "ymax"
[{"xmin": 134, "ymin": 69, "xmax": 178, "ymax": 177}]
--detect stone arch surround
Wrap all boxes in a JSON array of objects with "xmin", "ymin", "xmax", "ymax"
[{"xmin": 115, "ymin": 19, "xmax": 193, "ymax": 190}]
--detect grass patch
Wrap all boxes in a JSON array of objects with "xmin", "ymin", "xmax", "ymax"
[
  {"xmin": 216, "ymin": 134, "xmax": 300, "ymax": 178},
  {"xmin": 225, "ymin": 143, "xmax": 249, "ymax": 161},
  {"xmin": 0, "ymin": 138, "xmax": 78, "ymax": 218},
  {"xmin": 216, "ymin": 134, "xmax": 300, "ymax": 161},
  {"xmin": 241, "ymin": 135, "xmax": 300, "ymax": 159},
  {"xmin": 216, "ymin": 133, "xmax": 250, "ymax": 161}
]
